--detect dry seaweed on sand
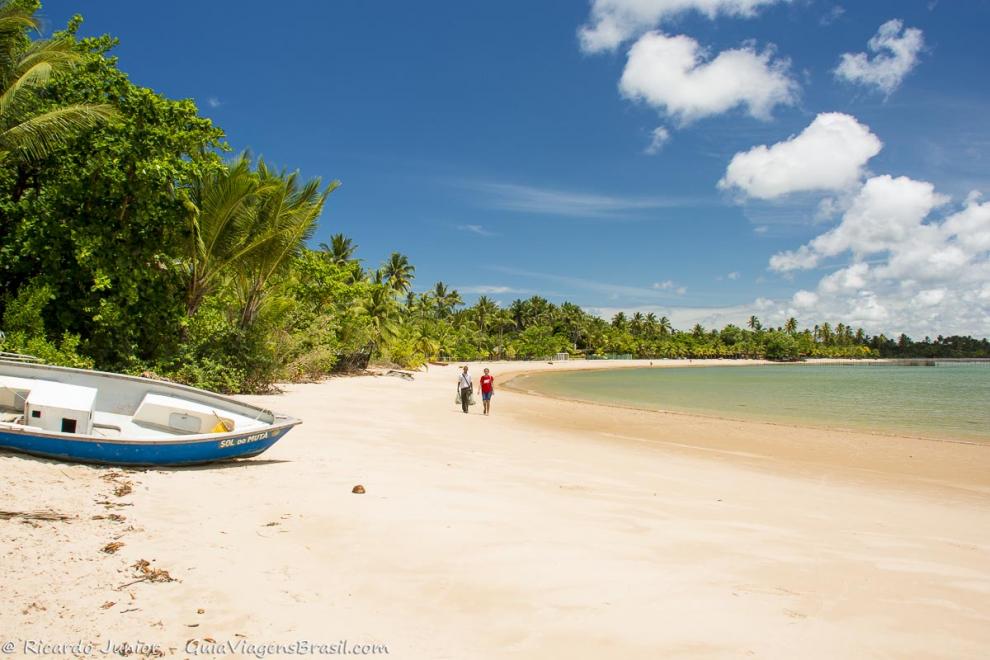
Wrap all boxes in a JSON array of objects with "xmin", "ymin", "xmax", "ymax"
[
  {"xmin": 92, "ymin": 513, "xmax": 127, "ymax": 522},
  {"xmin": 132, "ymin": 559, "xmax": 174, "ymax": 582},
  {"xmin": 94, "ymin": 499, "xmax": 134, "ymax": 508},
  {"xmin": 101, "ymin": 541, "xmax": 124, "ymax": 554},
  {"xmin": 117, "ymin": 559, "xmax": 176, "ymax": 588},
  {"xmin": 113, "ymin": 482, "xmax": 134, "ymax": 497}
]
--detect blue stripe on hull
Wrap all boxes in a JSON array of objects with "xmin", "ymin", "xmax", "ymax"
[{"xmin": 0, "ymin": 427, "xmax": 291, "ymax": 466}]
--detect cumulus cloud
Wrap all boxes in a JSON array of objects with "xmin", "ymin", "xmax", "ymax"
[
  {"xmin": 644, "ymin": 126, "xmax": 671, "ymax": 154},
  {"xmin": 653, "ymin": 280, "xmax": 687, "ymax": 294},
  {"xmin": 835, "ymin": 19, "xmax": 924, "ymax": 95},
  {"xmin": 579, "ymin": 0, "xmax": 788, "ymax": 53},
  {"xmin": 765, "ymin": 179, "xmax": 990, "ymax": 337},
  {"xmin": 720, "ymin": 113, "xmax": 882, "ymax": 199},
  {"xmin": 770, "ymin": 175, "xmax": 949, "ymax": 272},
  {"xmin": 620, "ymin": 32, "xmax": 798, "ymax": 124}
]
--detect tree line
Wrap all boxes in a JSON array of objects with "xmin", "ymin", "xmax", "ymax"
[{"xmin": 0, "ymin": 2, "xmax": 987, "ymax": 392}]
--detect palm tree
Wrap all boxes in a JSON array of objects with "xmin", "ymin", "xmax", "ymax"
[
  {"xmin": 611, "ymin": 312, "xmax": 627, "ymax": 330},
  {"xmin": 233, "ymin": 159, "xmax": 337, "ymax": 328},
  {"xmin": 319, "ymin": 233, "xmax": 356, "ymax": 265},
  {"xmin": 182, "ymin": 153, "xmax": 262, "ymax": 316},
  {"xmin": 630, "ymin": 312, "xmax": 645, "ymax": 336},
  {"xmin": 473, "ymin": 295, "xmax": 498, "ymax": 333},
  {"xmin": 509, "ymin": 299, "xmax": 527, "ymax": 330},
  {"xmin": 431, "ymin": 281, "xmax": 462, "ymax": 319},
  {"xmin": 359, "ymin": 284, "xmax": 401, "ymax": 353},
  {"xmin": 413, "ymin": 326, "xmax": 439, "ymax": 360},
  {"xmin": 820, "ymin": 322, "xmax": 833, "ymax": 345},
  {"xmin": 785, "ymin": 317, "xmax": 798, "ymax": 334},
  {"xmin": 381, "ymin": 252, "xmax": 414, "ymax": 295},
  {"xmin": 747, "ymin": 315, "xmax": 762, "ymax": 331},
  {"xmin": 0, "ymin": 3, "xmax": 115, "ymax": 170},
  {"xmin": 658, "ymin": 316, "xmax": 672, "ymax": 336},
  {"xmin": 558, "ymin": 301, "xmax": 586, "ymax": 348}
]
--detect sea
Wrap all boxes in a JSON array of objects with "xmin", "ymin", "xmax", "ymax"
[{"xmin": 512, "ymin": 363, "xmax": 990, "ymax": 442}]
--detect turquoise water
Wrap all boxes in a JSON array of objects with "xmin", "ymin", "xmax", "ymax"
[{"xmin": 514, "ymin": 364, "xmax": 990, "ymax": 441}]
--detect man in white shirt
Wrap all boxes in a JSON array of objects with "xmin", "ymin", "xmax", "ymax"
[{"xmin": 457, "ymin": 366, "xmax": 473, "ymax": 413}]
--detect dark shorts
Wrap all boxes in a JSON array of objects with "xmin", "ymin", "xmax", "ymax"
[{"xmin": 482, "ymin": 390, "xmax": 493, "ymax": 401}]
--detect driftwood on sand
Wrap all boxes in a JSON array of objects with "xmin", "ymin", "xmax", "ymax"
[{"xmin": 0, "ymin": 509, "xmax": 73, "ymax": 522}]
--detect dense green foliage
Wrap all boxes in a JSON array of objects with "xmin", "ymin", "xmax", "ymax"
[{"xmin": 0, "ymin": 4, "xmax": 987, "ymax": 392}]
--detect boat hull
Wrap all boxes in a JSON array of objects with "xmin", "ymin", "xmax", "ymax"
[{"xmin": 0, "ymin": 422, "xmax": 295, "ymax": 466}]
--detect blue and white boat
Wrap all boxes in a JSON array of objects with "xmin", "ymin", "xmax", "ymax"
[{"xmin": 0, "ymin": 358, "xmax": 300, "ymax": 466}]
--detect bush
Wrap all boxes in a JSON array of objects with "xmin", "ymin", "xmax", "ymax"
[{"xmin": 763, "ymin": 332, "xmax": 800, "ymax": 361}]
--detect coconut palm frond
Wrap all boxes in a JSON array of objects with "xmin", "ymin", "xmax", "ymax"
[{"xmin": 0, "ymin": 102, "xmax": 115, "ymax": 161}]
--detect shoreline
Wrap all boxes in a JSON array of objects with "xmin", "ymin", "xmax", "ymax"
[
  {"xmin": 2, "ymin": 360, "xmax": 989, "ymax": 658},
  {"xmin": 500, "ymin": 361, "xmax": 989, "ymax": 447}
]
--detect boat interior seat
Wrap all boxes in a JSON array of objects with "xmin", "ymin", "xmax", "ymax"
[{"xmin": 132, "ymin": 393, "xmax": 236, "ymax": 435}]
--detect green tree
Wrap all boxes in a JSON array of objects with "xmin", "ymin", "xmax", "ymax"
[
  {"xmin": 182, "ymin": 153, "xmax": 260, "ymax": 317},
  {"xmin": 763, "ymin": 331, "xmax": 800, "ymax": 361},
  {"xmin": 319, "ymin": 233, "xmax": 356, "ymax": 265},
  {"xmin": 0, "ymin": 5, "xmax": 114, "ymax": 169},
  {"xmin": 0, "ymin": 27, "xmax": 225, "ymax": 366},
  {"xmin": 431, "ymin": 281, "xmax": 461, "ymax": 319},
  {"xmin": 472, "ymin": 295, "xmax": 498, "ymax": 333},
  {"xmin": 232, "ymin": 159, "xmax": 336, "ymax": 329},
  {"xmin": 381, "ymin": 251, "xmax": 414, "ymax": 295}
]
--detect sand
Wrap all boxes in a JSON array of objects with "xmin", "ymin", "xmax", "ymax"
[{"xmin": 1, "ymin": 359, "xmax": 989, "ymax": 659}]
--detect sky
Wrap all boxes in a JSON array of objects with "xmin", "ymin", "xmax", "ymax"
[{"xmin": 43, "ymin": 1, "xmax": 990, "ymax": 338}]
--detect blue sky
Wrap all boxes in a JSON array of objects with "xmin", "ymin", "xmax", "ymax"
[{"xmin": 44, "ymin": 1, "xmax": 990, "ymax": 337}]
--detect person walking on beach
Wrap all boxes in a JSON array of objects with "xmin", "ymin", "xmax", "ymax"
[
  {"xmin": 480, "ymin": 368, "xmax": 495, "ymax": 416},
  {"xmin": 457, "ymin": 365, "xmax": 473, "ymax": 413}
]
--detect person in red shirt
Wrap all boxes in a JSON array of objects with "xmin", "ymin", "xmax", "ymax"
[{"xmin": 479, "ymin": 368, "xmax": 495, "ymax": 416}]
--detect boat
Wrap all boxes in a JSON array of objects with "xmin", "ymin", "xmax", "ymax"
[{"xmin": 0, "ymin": 358, "xmax": 300, "ymax": 466}]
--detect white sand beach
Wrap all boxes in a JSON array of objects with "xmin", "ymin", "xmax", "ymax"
[{"xmin": 2, "ymin": 360, "xmax": 989, "ymax": 659}]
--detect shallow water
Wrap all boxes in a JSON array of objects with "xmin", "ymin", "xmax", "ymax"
[{"xmin": 515, "ymin": 364, "xmax": 990, "ymax": 442}]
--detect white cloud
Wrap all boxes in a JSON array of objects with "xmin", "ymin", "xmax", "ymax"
[
  {"xmin": 720, "ymin": 113, "xmax": 882, "ymax": 199},
  {"xmin": 770, "ymin": 175, "xmax": 949, "ymax": 271},
  {"xmin": 457, "ymin": 285, "xmax": 521, "ymax": 295},
  {"xmin": 620, "ymin": 32, "xmax": 798, "ymax": 125},
  {"xmin": 835, "ymin": 19, "xmax": 924, "ymax": 95},
  {"xmin": 652, "ymin": 280, "xmax": 687, "ymax": 295},
  {"xmin": 765, "ymin": 179, "xmax": 990, "ymax": 337},
  {"xmin": 791, "ymin": 290, "xmax": 819, "ymax": 309},
  {"xmin": 727, "ymin": 271, "xmax": 740, "ymax": 280},
  {"xmin": 644, "ymin": 126, "xmax": 671, "ymax": 154},
  {"xmin": 460, "ymin": 180, "xmax": 704, "ymax": 218},
  {"xmin": 457, "ymin": 224, "xmax": 496, "ymax": 237},
  {"xmin": 820, "ymin": 5, "xmax": 845, "ymax": 26},
  {"xmin": 206, "ymin": 97, "xmax": 221, "ymax": 108},
  {"xmin": 579, "ymin": 0, "xmax": 788, "ymax": 53}
]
